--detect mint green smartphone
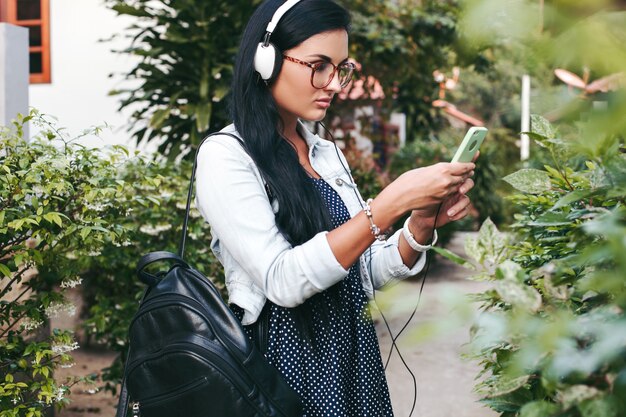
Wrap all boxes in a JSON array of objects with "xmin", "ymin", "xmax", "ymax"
[{"xmin": 451, "ymin": 127, "xmax": 488, "ymax": 163}]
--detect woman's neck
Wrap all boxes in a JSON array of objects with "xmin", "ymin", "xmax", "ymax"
[
  {"xmin": 279, "ymin": 117, "xmax": 320, "ymax": 179},
  {"xmin": 279, "ymin": 111, "xmax": 299, "ymax": 140}
]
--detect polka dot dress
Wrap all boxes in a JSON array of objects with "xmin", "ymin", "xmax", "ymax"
[{"xmin": 234, "ymin": 178, "xmax": 394, "ymax": 417}]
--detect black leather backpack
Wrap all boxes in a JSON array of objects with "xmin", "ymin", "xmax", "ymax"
[{"xmin": 115, "ymin": 132, "xmax": 302, "ymax": 417}]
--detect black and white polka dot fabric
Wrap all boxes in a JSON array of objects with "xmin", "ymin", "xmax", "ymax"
[{"xmin": 235, "ymin": 178, "xmax": 393, "ymax": 417}]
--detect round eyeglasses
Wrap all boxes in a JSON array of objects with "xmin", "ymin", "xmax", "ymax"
[{"xmin": 283, "ymin": 55, "xmax": 355, "ymax": 89}]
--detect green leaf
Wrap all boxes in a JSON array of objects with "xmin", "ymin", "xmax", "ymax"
[
  {"xmin": 527, "ymin": 211, "xmax": 571, "ymax": 227},
  {"xmin": 80, "ymin": 227, "xmax": 92, "ymax": 240},
  {"xmin": 43, "ymin": 212, "xmax": 63, "ymax": 227},
  {"xmin": 503, "ymin": 169, "xmax": 551, "ymax": 194},
  {"xmin": 486, "ymin": 375, "xmax": 530, "ymax": 397},
  {"xmin": 199, "ymin": 73, "xmax": 209, "ymax": 100},
  {"xmin": 0, "ymin": 263, "xmax": 12, "ymax": 278},
  {"xmin": 431, "ymin": 246, "xmax": 476, "ymax": 269},
  {"xmin": 195, "ymin": 103, "xmax": 212, "ymax": 133},
  {"xmin": 8, "ymin": 218, "xmax": 25, "ymax": 230},
  {"xmin": 531, "ymin": 114, "xmax": 557, "ymax": 140},
  {"xmin": 551, "ymin": 189, "xmax": 595, "ymax": 210},
  {"xmin": 111, "ymin": 4, "xmax": 151, "ymax": 17},
  {"xmin": 495, "ymin": 263, "xmax": 542, "ymax": 312},
  {"xmin": 212, "ymin": 85, "xmax": 229, "ymax": 102},
  {"xmin": 519, "ymin": 401, "xmax": 560, "ymax": 417},
  {"xmin": 496, "ymin": 260, "xmax": 523, "ymax": 281},
  {"xmin": 464, "ymin": 234, "xmax": 482, "ymax": 264},
  {"xmin": 149, "ymin": 109, "xmax": 170, "ymax": 130},
  {"xmin": 578, "ymin": 397, "xmax": 618, "ymax": 417},
  {"xmin": 523, "ymin": 131, "xmax": 550, "ymax": 147},
  {"xmin": 480, "ymin": 388, "xmax": 533, "ymax": 413},
  {"xmin": 467, "ymin": 218, "xmax": 510, "ymax": 265},
  {"xmin": 560, "ymin": 385, "xmax": 602, "ymax": 409}
]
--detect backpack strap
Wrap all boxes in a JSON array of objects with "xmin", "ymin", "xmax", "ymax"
[
  {"xmin": 178, "ymin": 131, "xmax": 272, "ymax": 258},
  {"xmin": 252, "ymin": 302, "xmax": 271, "ymax": 353},
  {"xmin": 116, "ymin": 377, "xmax": 130, "ymax": 417}
]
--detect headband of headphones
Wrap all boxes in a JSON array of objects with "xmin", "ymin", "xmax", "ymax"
[
  {"xmin": 254, "ymin": 0, "xmax": 302, "ymax": 81},
  {"xmin": 264, "ymin": 0, "xmax": 301, "ymax": 42}
]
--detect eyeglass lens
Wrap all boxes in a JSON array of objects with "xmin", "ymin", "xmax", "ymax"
[{"xmin": 313, "ymin": 63, "xmax": 353, "ymax": 88}]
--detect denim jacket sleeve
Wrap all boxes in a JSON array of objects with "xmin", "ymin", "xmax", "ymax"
[{"xmin": 195, "ymin": 133, "xmax": 349, "ymax": 311}]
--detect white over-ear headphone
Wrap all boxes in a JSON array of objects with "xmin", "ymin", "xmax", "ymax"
[{"xmin": 254, "ymin": 0, "xmax": 302, "ymax": 82}]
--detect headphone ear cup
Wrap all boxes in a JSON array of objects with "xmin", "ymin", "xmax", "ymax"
[
  {"xmin": 254, "ymin": 42, "xmax": 278, "ymax": 81},
  {"xmin": 254, "ymin": 42, "xmax": 283, "ymax": 83}
]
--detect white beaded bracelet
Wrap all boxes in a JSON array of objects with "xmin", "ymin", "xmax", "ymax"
[
  {"xmin": 364, "ymin": 198, "xmax": 386, "ymax": 241},
  {"xmin": 402, "ymin": 217, "xmax": 438, "ymax": 252}
]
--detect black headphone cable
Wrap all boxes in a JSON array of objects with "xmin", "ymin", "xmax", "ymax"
[{"xmin": 318, "ymin": 121, "xmax": 442, "ymax": 417}]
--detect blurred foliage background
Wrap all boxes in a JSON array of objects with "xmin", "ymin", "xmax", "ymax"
[{"xmin": 441, "ymin": 0, "xmax": 626, "ymax": 416}]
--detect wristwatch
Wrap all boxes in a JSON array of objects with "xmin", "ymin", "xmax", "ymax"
[{"xmin": 402, "ymin": 218, "xmax": 438, "ymax": 252}]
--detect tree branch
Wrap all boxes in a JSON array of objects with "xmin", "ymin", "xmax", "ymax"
[{"xmin": 0, "ymin": 266, "xmax": 31, "ymax": 299}]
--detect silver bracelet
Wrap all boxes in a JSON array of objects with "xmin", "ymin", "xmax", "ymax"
[
  {"xmin": 402, "ymin": 217, "xmax": 438, "ymax": 252},
  {"xmin": 364, "ymin": 198, "xmax": 386, "ymax": 241}
]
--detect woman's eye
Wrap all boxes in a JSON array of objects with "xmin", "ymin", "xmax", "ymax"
[{"xmin": 315, "ymin": 62, "xmax": 331, "ymax": 72}]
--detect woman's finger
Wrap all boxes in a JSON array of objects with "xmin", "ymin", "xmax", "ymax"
[
  {"xmin": 459, "ymin": 178, "xmax": 475, "ymax": 194},
  {"xmin": 452, "ymin": 206, "xmax": 470, "ymax": 220},
  {"xmin": 446, "ymin": 195, "xmax": 471, "ymax": 218},
  {"xmin": 447, "ymin": 162, "xmax": 476, "ymax": 175}
]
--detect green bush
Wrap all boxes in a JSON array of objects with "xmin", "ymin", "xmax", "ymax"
[
  {"xmin": 0, "ymin": 111, "xmax": 138, "ymax": 416},
  {"xmin": 464, "ymin": 114, "xmax": 626, "ymax": 416},
  {"xmin": 106, "ymin": 0, "xmax": 260, "ymax": 159},
  {"xmin": 0, "ymin": 111, "xmax": 226, "ymax": 413},
  {"xmin": 81, "ymin": 155, "xmax": 225, "ymax": 391}
]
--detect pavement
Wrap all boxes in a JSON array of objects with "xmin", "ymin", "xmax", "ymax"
[{"xmin": 376, "ymin": 232, "xmax": 497, "ymax": 417}]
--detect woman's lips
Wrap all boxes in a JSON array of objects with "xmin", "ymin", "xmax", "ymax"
[{"xmin": 315, "ymin": 98, "xmax": 332, "ymax": 108}]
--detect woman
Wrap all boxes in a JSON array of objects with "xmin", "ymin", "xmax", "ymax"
[{"xmin": 196, "ymin": 0, "xmax": 475, "ymax": 415}]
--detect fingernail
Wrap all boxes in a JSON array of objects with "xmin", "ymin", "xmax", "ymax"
[{"xmin": 448, "ymin": 210, "xmax": 455, "ymax": 216}]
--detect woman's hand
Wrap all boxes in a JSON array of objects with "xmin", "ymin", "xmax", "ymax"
[
  {"xmin": 329, "ymin": 157, "xmax": 476, "ymax": 270},
  {"xmin": 377, "ymin": 161, "xmax": 475, "ymax": 218},
  {"xmin": 410, "ymin": 177, "xmax": 475, "ymax": 229},
  {"xmin": 407, "ymin": 151, "xmax": 479, "ymax": 231}
]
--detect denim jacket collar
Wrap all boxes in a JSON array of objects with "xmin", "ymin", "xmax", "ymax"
[{"xmin": 297, "ymin": 120, "xmax": 331, "ymax": 150}]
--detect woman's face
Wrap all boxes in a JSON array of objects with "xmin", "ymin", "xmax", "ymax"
[{"xmin": 270, "ymin": 29, "xmax": 349, "ymax": 124}]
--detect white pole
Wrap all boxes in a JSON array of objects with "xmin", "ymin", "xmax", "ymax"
[{"xmin": 521, "ymin": 74, "xmax": 531, "ymax": 161}]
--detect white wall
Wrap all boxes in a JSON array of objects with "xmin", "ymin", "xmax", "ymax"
[
  {"xmin": 29, "ymin": 0, "xmax": 140, "ymax": 148},
  {"xmin": 0, "ymin": 24, "xmax": 29, "ymax": 136}
]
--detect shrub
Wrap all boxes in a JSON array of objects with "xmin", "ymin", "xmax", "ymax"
[
  {"xmin": 464, "ymin": 114, "xmax": 626, "ymax": 416},
  {"xmin": 0, "ymin": 111, "xmax": 137, "ymax": 416},
  {"xmin": 0, "ymin": 111, "xmax": 226, "ymax": 414},
  {"xmin": 81, "ymin": 155, "xmax": 225, "ymax": 391}
]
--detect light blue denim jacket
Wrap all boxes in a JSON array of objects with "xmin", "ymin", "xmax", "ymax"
[{"xmin": 196, "ymin": 122, "xmax": 426, "ymax": 325}]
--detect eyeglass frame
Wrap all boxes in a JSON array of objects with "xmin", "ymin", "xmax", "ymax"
[{"xmin": 282, "ymin": 55, "xmax": 356, "ymax": 89}]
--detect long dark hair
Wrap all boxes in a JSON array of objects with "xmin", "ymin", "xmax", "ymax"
[
  {"xmin": 231, "ymin": 0, "xmax": 351, "ymax": 338},
  {"xmin": 231, "ymin": 0, "xmax": 350, "ymax": 246}
]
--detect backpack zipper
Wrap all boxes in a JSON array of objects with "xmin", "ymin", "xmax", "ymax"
[{"xmin": 131, "ymin": 401, "xmax": 140, "ymax": 416}]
